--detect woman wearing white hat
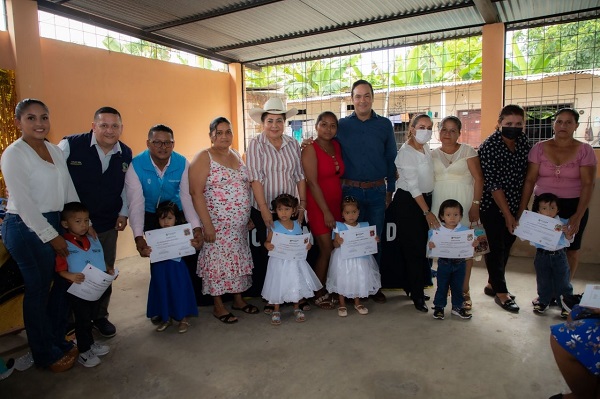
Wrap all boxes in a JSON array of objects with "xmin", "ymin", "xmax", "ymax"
[{"xmin": 246, "ymin": 97, "xmax": 309, "ymax": 313}]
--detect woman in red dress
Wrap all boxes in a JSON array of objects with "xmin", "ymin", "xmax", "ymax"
[{"xmin": 301, "ymin": 111, "xmax": 345, "ymax": 309}]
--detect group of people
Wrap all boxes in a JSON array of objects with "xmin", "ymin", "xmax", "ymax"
[{"xmin": 1, "ymin": 79, "xmax": 598, "ymax": 397}]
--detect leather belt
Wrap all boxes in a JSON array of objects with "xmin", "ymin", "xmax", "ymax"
[
  {"xmin": 341, "ymin": 178, "xmax": 385, "ymax": 189},
  {"xmin": 536, "ymin": 248, "xmax": 565, "ymax": 256}
]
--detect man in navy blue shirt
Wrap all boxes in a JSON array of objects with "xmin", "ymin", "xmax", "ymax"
[{"xmin": 337, "ymin": 80, "xmax": 397, "ymax": 302}]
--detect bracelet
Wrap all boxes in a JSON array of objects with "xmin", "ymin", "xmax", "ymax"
[
  {"xmin": 472, "ymin": 200, "xmax": 481, "ymax": 205},
  {"xmin": 297, "ymin": 207, "xmax": 305, "ymax": 211},
  {"xmin": 423, "ymin": 210, "xmax": 430, "ymax": 216}
]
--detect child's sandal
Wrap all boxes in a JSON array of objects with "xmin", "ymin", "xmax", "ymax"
[
  {"xmin": 271, "ymin": 311, "xmax": 281, "ymax": 326},
  {"xmin": 354, "ymin": 304, "xmax": 369, "ymax": 315},
  {"xmin": 337, "ymin": 306, "xmax": 348, "ymax": 317},
  {"xmin": 294, "ymin": 309, "xmax": 305, "ymax": 323},
  {"xmin": 463, "ymin": 291, "xmax": 472, "ymax": 310}
]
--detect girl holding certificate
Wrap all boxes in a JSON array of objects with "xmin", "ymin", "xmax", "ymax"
[
  {"xmin": 326, "ymin": 196, "xmax": 381, "ymax": 317},
  {"xmin": 262, "ymin": 194, "xmax": 322, "ymax": 326},
  {"xmin": 147, "ymin": 202, "xmax": 199, "ymax": 333}
]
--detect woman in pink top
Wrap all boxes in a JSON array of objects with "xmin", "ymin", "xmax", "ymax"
[{"xmin": 519, "ymin": 108, "xmax": 597, "ymax": 279}]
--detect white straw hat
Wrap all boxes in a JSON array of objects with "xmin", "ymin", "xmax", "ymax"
[{"xmin": 249, "ymin": 97, "xmax": 298, "ymax": 124}]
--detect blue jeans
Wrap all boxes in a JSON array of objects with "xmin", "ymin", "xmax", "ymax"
[
  {"xmin": 1, "ymin": 212, "xmax": 66, "ymax": 367},
  {"xmin": 534, "ymin": 249, "xmax": 573, "ymax": 305},
  {"xmin": 342, "ymin": 184, "xmax": 387, "ymax": 263},
  {"xmin": 433, "ymin": 258, "xmax": 466, "ymax": 309}
]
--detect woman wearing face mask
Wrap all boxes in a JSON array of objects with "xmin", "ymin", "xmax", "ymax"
[
  {"xmin": 388, "ymin": 114, "xmax": 439, "ymax": 313},
  {"xmin": 478, "ymin": 104, "xmax": 531, "ymax": 313}
]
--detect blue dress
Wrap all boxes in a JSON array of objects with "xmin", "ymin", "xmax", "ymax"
[
  {"xmin": 147, "ymin": 258, "xmax": 199, "ymax": 321},
  {"xmin": 261, "ymin": 221, "xmax": 322, "ymax": 304},
  {"xmin": 326, "ymin": 222, "xmax": 381, "ymax": 298},
  {"xmin": 551, "ymin": 305, "xmax": 600, "ymax": 375}
]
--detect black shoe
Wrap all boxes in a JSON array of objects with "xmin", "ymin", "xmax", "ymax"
[
  {"xmin": 150, "ymin": 316, "xmax": 162, "ymax": 325},
  {"xmin": 560, "ymin": 294, "xmax": 582, "ymax": 313},
  {"xmin": 413, "ymin": 300, "xmax": 428, "ymax": 313},
  {"xmin": 494, "ymin": 296, "xmax": 519, "ymax": 313},
  {"xmin": 93, "ymin": 318, "xmax": 116, "ymax": 338},
  {"xmin": 370, "ymin": 290, "xmax": 387, "ymax": 304},
  {"xmin": 548, "ymin": 297, "xmax": 560, "ymax": 307},
  {"xmin": 432, "ymin": 307, "xmax": 444, "ymax": 320}
]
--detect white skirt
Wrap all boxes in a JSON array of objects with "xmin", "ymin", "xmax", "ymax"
[
  {"xmin": 261, "ymin": 258, "xmax": 323, "ymax": 304},
  {"xmin": 326, "ymin": 248, "xmax": 381, "ymax": 299}
]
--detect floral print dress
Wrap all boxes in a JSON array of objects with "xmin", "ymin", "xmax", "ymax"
[{"xmin": 197, "ymin": 150, "xmax": 253, "ymax": 296}]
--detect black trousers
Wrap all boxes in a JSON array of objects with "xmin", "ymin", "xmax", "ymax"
[
  {"xmin": 69, "ymin": 286, "xmax": 111, "ymax": 353},
  {"xmin": 480, "ymin": 205, "xmax": 517, "ymax": 294},
  {"xmin": 387, "ymin": 189, "xmax": 431, "ymax": 301}
]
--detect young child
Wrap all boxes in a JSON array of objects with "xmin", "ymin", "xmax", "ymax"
[
  {"xmin": 147, "ymin": 201, "xmax": 201, "ymax": 333},
  {"xmin": 55, "ymin": 202, "xmax": 111, "ymax": 368},
  {"xmin": 326, "ymin": 196, "xmax": 381, "ymax": 317},
  {"xmin": 428, "ymin": 199, "xmax": 475, "ymax": 320},
  {"xmin": 530, "ymin": 193, "xmax": 574, "ymax": 317},
  {"xmin": 262, "ymin": 194, "xmax": 322, "ymax": 325}
]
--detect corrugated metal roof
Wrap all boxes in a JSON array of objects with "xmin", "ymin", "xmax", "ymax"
[{"xmin": 37, "ymin": 0, "xmax": 600, "ymax": 66}]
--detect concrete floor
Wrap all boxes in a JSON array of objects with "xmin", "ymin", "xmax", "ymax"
[{"xmin": 1, "ymin": 255, "xmax": 598, "ymax": 399}]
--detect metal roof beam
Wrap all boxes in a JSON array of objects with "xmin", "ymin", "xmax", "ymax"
[
  {"xmin": 210, "ymin": 0, "xmax": 475, "ymax": 52},
  {"xmin": 472, "ymin": 0, "xmax": 499, "ymax": 24},
  {"xmin": 36, "ymin": 0, "xmax": 238, "ymax": 64},
  {"xmin": 144, "ymin": 0, "xmax": 284, "ymax": 32}
]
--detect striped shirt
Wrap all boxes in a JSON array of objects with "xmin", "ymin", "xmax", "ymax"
[{"xmin": 246, "ymin": 133, "xmax": 304, "ymax": 209}]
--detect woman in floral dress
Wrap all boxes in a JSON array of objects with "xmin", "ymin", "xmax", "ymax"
[{"xmin": 189, "ymin": 117, "xmax": 257, "ymax": 324}]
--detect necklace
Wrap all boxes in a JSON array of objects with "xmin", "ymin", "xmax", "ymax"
[
  {"xmin": 440, "ymin": 145, "xmax": 460, "ymax": 164},
  {"xmin": 316, "ymin": 141, "xmax": 340, "ymax": 175}
]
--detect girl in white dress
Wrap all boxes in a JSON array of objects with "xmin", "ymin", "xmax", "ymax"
[
  {"xmin": 262, "ymin": 194, "xmax": 322, "ymax": 325},
  {"xmin": 327, "ymin": 196, "xmax": 381, "ymax": 317}
]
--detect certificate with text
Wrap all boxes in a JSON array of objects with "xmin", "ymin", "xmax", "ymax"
[
  {"xmin": 269, "ymin": 232, "xmax": 310, "ymax": 260},
  {"xmin": 145, "ymin": 223, "xmax": 196, "ymax": 263},
  {"xmin": 340, "ymin": 226, "xmax": 378, "ymax": 260},
  {"xmin": 514, "ymin": 211, "xmax": 563, "ymax": 250},
  {"xmin": 580, "ymin": 284, "xmax": 600, "ymax": 309},
  {"xmin": 67, "ymin": 264, "xmax": 118, "ymax": 301},
  {"xmin": 427, "ymin": 229, "xmax": 475, "ymax": 259}
]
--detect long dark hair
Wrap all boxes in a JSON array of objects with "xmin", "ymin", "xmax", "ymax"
[{"xmin": 156, "ymin": 201, "xmax": 185, "ymax": 225}]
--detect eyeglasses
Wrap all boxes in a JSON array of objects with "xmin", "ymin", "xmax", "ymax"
[{"xmin": 150, "ymin": 140, "xmax": 174, "ymax": 148}]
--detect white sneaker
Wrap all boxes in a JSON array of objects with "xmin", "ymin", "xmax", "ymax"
[
  {"xmin": 91, "ymin": 342, "xmax": 110, "ymax": 356},
  {"xmin": 78, "ymin": 349, "xmax": 101, "ymax": 368},
  {"xmin": 14, "ymin": 352, "xmax": 34, "ymax": 371}
]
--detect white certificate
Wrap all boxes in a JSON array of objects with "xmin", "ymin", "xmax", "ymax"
[
  {"xmin": 580, "ymin": 284, "xmax": 600, "ymax": 309},
  {"xmin": 427, "ymin": 229, "xmax": 475, "ymax": 259},
  {"xmin": 67, "ymin": 264, "xmax": 119, "ymax": 301},
  {"xmin": 269, "ymin": 232, "xmax": 310, "ymax": 260},
  {"xmin": 514, "ymin": 210, "xmax": 563, "ymax": 250},
  {"xmin": 339, "ymin": 226, "xmax": 378, "ymax": 260},
  {"xmin": 145, "ymin": 223, "xmax": 196, "ymax": 263}
]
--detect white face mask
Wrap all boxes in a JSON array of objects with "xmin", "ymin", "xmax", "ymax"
[{"xmin": 414, "ymin": 129, "xmax": 432, "ymax": 144}]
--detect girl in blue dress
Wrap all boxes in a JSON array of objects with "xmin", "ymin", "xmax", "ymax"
[
  {"xmin": 147, "ymin": 202, "xmax": 200, "ymax": 333},
  {"xmin": 261, "ymin": 194, "xmax": 322, "ymax": 325}
]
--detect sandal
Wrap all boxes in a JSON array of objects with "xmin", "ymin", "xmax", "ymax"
[
  {"xmin": 156, "ymin": 319, "xmax": 172, "ymax": 332},
  {"xmin": 298, "ymin": 300, "xmax": 311, "ymax": 311},
  {"xmin": 264, "ymin": 304, "xmax": 275, "ymax": 315},
  {"xmin": 294, "ymin": 309, "xmax": 306, "ymax": 323},
  {"xmin": 463, "ymin": 291, "xmax": 472, "ymax": 310},
  {"xmin": 232, "ymin": 304, "xmax": 259, "ymax": 314},
  {"xmin": 271, "ymin": 311, "xmax": 281, "ymax": 326},
  {"xmin": 337, "ymin": 306, "xmax": 348, "ymax": 317},
  {"xmin": 178, "ymin": 320, "xmax": 190, "ymax": 334},
  {"xmin": 354, "ymin": 304, "xmax": 369, "ymax": 315},
  {"xmin": 213, "ymin": 313, "xmax": 238, "ymax": 324},
  {"xmin": 314, "ymin": 294, "xmax": 335, "ymax": 310}
]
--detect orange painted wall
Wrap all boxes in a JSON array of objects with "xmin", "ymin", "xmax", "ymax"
[{"xmin": 0, "ymin": 31, "xmax": 16, "ymax": 70}]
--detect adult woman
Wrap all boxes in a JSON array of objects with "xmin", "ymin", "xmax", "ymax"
[
  {"xmin": 518, "ymin": 108, "xmax": 597, "ymax": 280},
  {"xmin": 301, "ymin": 111, "xmax": 345, "ymax": 309},
  {"xmin": 549, "ymin": 305, "xmax": 600, "ymax": 399},
  {"xmin": 388, "ymin": 114, "xmax": 439, "ymax": 313},
  {"xmin": 431, "ymin": 116, "xmax": 484, "ymax": 310},
  {"xmin": 478, "ymin": 104, "xmax": 531, "ymax": 313},
  {"xmin": 246, "ymin": 97, "xmax": 308, "ymax": 312},
  {"xmin": 1, "ymin": 99, "xmax": 80, "ymax": 371},
  {"xmin": 189, "ymin": 117, "xmax": 257, "ymax": 324}
]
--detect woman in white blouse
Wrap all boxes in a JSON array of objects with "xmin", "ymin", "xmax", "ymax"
[
  {"xmin": 387, "ymin": 114, "xmax": 439, "ymax": 313},
  {"xmin": 1, "ymin": 99, "xmax": 80, "ymax": 372}
]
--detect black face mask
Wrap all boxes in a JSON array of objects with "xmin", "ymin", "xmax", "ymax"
[{"xmin": 500, "ymin": 127, "xmax": 522, "ymax": 140}]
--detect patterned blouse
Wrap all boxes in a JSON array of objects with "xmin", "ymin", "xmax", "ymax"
[{"xmin": 478, "ymin": 130, "xmax": 531, "ymax": 215}]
